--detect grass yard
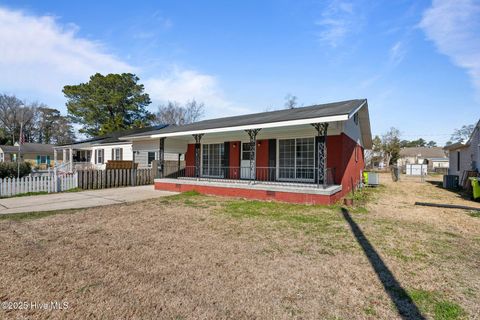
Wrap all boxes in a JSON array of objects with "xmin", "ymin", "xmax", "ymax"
[{"xmin": 0, "ymin": 173, "xmax": 479, "ymax": 319}]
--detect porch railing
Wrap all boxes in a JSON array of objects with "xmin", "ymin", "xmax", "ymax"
[{"xmin": 159, "ymin": 164, "xmax": 336, "ymax": 187}]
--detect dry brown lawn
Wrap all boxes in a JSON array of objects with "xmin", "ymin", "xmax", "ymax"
[{"xmin": 0, "ymin": 173, "xmax": 479, "ymax": 319}]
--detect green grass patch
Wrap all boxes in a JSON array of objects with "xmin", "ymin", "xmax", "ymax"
[
  {"xmin": 409, "ymin": 289, "xmax": 466, "ymax": 320},
  {"xmin": 0, "ymin": 208, "xmax": 77, "ymax": 221},
  {"xmin": 219, "ymin": 199, "xmax": 355, "ymax": 242},
  {"xmin": 160, "ymin": 190, "xmax": 203, "ymax": 205},
  {"xmin": 346, "ymin": 184, "xmax": 385, "ymax": 203},
  {"xmin": 467, "ymin": 210, "xmax": 480, "ymax": 218},
  {"xmin": 363, "ymin": 305, "xmax": 377, "ymax": 316}
]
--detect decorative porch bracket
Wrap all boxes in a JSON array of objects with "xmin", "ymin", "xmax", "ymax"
[
  {"xmin": 193, "ymin": 134, "xmax": 204, "ymax": 178},
  {"xmin": 245, "ymin": 129, "xmax": 261, "ymax": 183},
  {"xmin": 312, "ymin": 123, "xmax": 329, "ymax": 188},
  {"xmin": 159, "ymin": 137, "xmax": 165, "ymax": 178}
]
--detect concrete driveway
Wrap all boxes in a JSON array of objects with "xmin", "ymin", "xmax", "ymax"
[{"xmin": 0, "ymin": 186, "xmax": 178, "ymax": 215}]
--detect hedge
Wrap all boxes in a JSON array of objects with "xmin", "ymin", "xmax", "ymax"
[{"xmin": 0, "ymin": 162, "xmax": 32, "ymax": 179}]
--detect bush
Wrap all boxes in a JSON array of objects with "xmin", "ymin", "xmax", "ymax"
[{"xmin": 0, "ymin": 162, "xmax": 32, "ymax": 179}]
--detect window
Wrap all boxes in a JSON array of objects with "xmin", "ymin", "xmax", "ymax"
[
  {"xmin": 95, "ymin": 149, "xmax": 104, "ymax": 164},
  {"xmin": 353, "ymin": 113, "xmax": 359, "ymax": 125},
  {"xmin": 242, "ymin": 142, "xmax": 252, "ymax": 160},
  {"xmin": 112, "ymin": 148, "xmax": 123, "ymax": 160},
  {"xmin": 457, "ymin": 151, "xmax": 460, "ymax": 172},
  {"xmin": 39, "ymin": 155, "xmax": 48, "ymax": 164},
  {"xmin": 278, "ymin": 138, "xmax": 314, "ymax": 181},
  {"xmin": 148, "ymin": 152, "xmax": 156, "ymax": 165},
  {"xmin": 202, "ymin": 143, "xmax": 224, "ymax": 177}
]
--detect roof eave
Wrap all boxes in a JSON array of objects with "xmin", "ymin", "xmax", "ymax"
[{"xmin": 148, "ymin": 114, "xmax": 350, "ymax": 139}]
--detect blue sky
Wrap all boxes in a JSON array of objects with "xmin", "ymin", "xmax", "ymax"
[{"xmin": 0, "ymin": 0, "xmax": 479, "ymax": 145}]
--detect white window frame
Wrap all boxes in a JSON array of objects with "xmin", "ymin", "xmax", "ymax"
[
  {"xmin": 96, "ymin": 149, "xmax": 104, "ymax": 164},
  {"xmin": 276, "ymin": 137, "xmax": 315, "ymax": 182},
  {"xmin": 113, "ymin": 148, "xmax": 122, "ymax": 160},
  {"xmin": 201, "ymin": 143, "xmax": 224, "ymax": 178},
  {"xmin": 147, "ymin": 151, "xmax": 156, "ymax": 167}
]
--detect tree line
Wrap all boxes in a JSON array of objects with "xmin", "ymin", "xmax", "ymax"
[
  {"xmin": 0, "ymin": 73, "xmax": 207, "ymax": 146},
  {"xmin": 0, "ymin": 94, "xmax": 75, "ymax": 145}
]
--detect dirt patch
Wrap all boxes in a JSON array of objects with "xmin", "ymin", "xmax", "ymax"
[{"xmin": 0, "ymin": 174, "xmax": 479, "ymax": 319}]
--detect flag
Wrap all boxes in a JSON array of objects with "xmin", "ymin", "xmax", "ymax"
[{"xmin": 19, "ymin": 133, "xmax": 25, "ymax": 145}]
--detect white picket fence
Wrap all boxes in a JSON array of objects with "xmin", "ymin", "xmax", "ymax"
[{"xmin": 0, "ymin": 173, "xmax": 78, "ymax": 197}]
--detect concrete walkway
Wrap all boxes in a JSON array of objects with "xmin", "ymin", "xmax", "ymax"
[{"xmin": 0, "ymin": 186, "xmax": 178, "ymax": 215}]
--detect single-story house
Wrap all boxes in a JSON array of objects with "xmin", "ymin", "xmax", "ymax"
[
  {"xmin": 444, "ymin": 119, "xmax": 480, "ymax": 179},
  {"xmin": 120, "ymin": 99, "xmax": 372, "ymax": 205},
  {"xmin": 54, "ymin": 125, "xmax": 183, "ymax": 171},
  {"xmin": 0, "ymin": 143, "xmax": 60, "ymax": 169},
  {"xmin": 397, "ymin": 147, "xmax": 449, "ymax": 171}
]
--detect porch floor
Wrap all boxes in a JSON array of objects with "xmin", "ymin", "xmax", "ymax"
[{"xmin": 155, "ymin": 177, "xmax": 342, "ymax": 196}]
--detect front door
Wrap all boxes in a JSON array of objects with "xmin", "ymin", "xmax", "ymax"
[{"xmin": 241, "ymin": 142, "xmax": 252, "ymax": 179}]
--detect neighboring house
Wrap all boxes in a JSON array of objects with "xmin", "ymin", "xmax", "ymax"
[
  {"xmin": 54, "ymin": 125, "xmax": 171, "ymax": 170},
  {"xmin": 444, "ymin": 119, "xmax": 480, "ymax": 177},
  {"xmin": 0, "ymin": 143, "xmax": 60, "ymax": 169},
  {"xmin": 397, "ymin": 147, "xmax": 449, "ymax": 171},
  {"xmin": 120, "ymin": 99, "xmax": 372, "ymax": 205}
]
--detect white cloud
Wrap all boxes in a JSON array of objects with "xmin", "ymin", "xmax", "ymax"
[
  {"xmin": 389, "ymin": 41, "xmax": 407, "ymax": 66},
  {"xmin": 144, "ymin": 68, "xmax": 249, "ymax": 116},
  {"xmin": 315, "ymin": 1, "xmax": 357, "ymax": 47},
  {"xmin": 0, "ymin": 6, "xmax": 241, "ymax": 116},
  {"xmin": 420, "ymin": 0, "xmax": 480, "ymax": 91},
  {"xmin": 0, "ymin": 7, "xmax": 134, "ymax": 100}
]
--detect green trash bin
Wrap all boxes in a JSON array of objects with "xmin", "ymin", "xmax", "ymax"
[{"xmin": 470, "ymin": 177, "xmax": 480, "ymax": 200}]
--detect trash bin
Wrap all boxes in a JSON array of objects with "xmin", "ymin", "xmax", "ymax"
[
  {"xmin": 363, "ymin": 171, "xmax": 369, "ymax": 185},
  {"xmin": 470, "ymin": 177, "xmax": 480, "ymax": 200}
]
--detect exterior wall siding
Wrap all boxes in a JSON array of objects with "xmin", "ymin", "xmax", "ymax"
[
  {"xmin": 228, "ymin": 141, "xmax": 241, "ymax": 179},
  {"xmin": 91, "ymin": 144, "xmax": 133, "ymax": 164}
]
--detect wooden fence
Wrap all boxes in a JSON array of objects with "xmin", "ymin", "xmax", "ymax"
[
  {"xmin": 77, "ymin": 168, "xmax": 153, "ymax": 190},
  {"xmin": 0, "ymin": 173, "xmax": 78, "ymax": 197}
]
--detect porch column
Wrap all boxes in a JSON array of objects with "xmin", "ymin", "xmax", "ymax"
[
  {"xmin": 159, "ymin": 137, "xmax": 165, "ymax": 178},
  {"xmin": 62, "ymin": 148, "xmax": 67, "ymax": 165},
  {"xmin": 193, "ymin": 134, "xmax": 204, "ymax": 178},
  {"xmin": 245, "ymin": 129, "xmax": 261, "ymax": 183},
  {"xmin": 69, "ymin": 148, "xmax": 73, "ymax": 172},
  {"xmin": 53, "ymin": 149, "xmax": 58, "ymax": 167},
  {"xmin": 312, "ymin": 123, "xmax": 329, "ymax": 188}
]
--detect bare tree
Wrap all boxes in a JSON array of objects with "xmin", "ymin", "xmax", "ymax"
[
  {"xmin": 284, "ymin": 94, "xmax": 298, "ymax": 109},
  {"xmin": 451, "ymin": 124, "xmax": 474, "ymax": 143},
  {"xmin": 0, "ymin": 94, "xmax": 75, "ymax": 145},
  {"xmin": 0, "ymin": 94, "xmax": 22, "ymax": 143},
  {"xmin": 155, "ymin": 99, "xmax": 205, "ymax": 125},
  {"xmin": 0, "ymin": 94, "xmax": 36, "ymax": 144},
  {"xmin": 381, "ymin": 127, "xmax": 401, "ymax": 167}
]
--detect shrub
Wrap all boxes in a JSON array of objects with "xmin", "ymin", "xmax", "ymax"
[{"xmin": 0, "ymin": 162, "xmax": 32, "ymax": 179}]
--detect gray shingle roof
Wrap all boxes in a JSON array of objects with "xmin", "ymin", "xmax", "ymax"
[
  {"xmin": 399, "ymin": 147, "xmax": 447, "ymax": 159},
  {"xmin": 59, "ymin": 125, "xmax": 168, "ymax": 147},
  {"xmin": 0, "ymin": 143, "xmax": 55, "ymax": 154},
  {"xmin": 124, "ymin": 99, "xmax": 367, "ymax": 138}
]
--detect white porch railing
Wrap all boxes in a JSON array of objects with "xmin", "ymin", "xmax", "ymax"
[{"xmin": 0, "ymin": 173, "xmax": 78, "ymax": 197}]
